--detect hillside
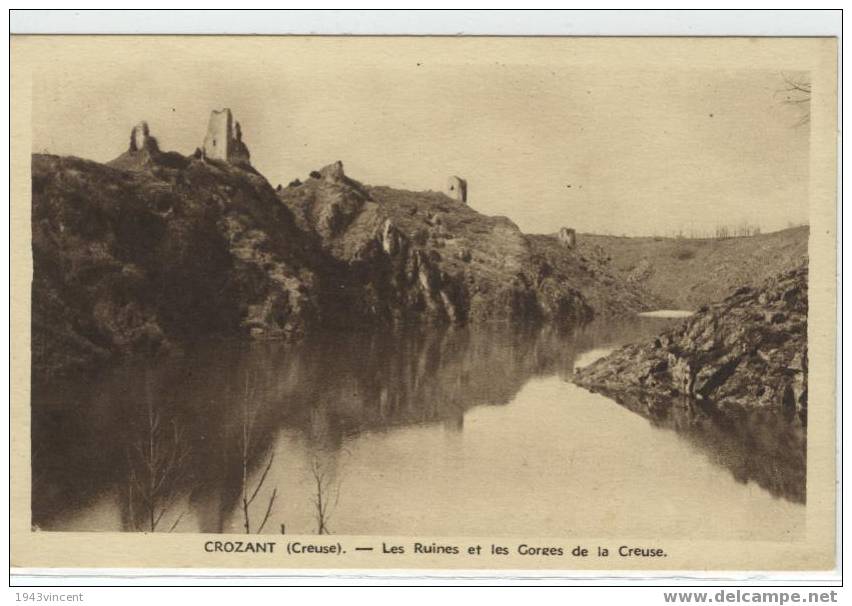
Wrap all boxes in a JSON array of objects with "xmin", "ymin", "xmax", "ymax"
[
  {"xmin": 32, "ymin": 151, "xmax": 324, "ymax": 377},
  {"xmin": 576, "ymin": 227, "xmax": 809, "ymax": 310},
  {"xmin": 38, "ymin": 115, "xmax": 805, "ymax": 378},
  {"xmin": 275, "ymin": 161, "xmax": 657, "ymax": 326},
  {"xmin": 526, "ymin": 234, "xmax": 665, "ymax": 317},
  {"xmin": 31, "ymin": 131, "xmax": 659, "ymax": 377}
]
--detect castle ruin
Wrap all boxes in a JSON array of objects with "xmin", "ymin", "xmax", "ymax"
[
  {"xmin": 558, "ymin": 227, "xmax": 576, "ymax": 249},
  {"xmin": 202, "ymin": 108, "xmax": 251, "ymax": 165},
  {"xmin": 107, "ymin": 120, "xmax": 163, "ymax": 170},
  {"xmin": 128, "ymin": 121, "xmax": 159, "ymax": 154},
  {"xmin": 447, "ymin": 176, "xmax": 467, "ymax": 203}
]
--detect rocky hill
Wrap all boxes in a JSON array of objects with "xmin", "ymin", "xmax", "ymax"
[
  {"xmin": 32, "ymin": 151, "xmax": 324, "ymax": 377},
  {"xmin": 574, "ymin": 264, "xmax": 808, "ymax": 422},
  {"xmin": 576, "ymin": 227, "xmax": 808, "ymax": 310},
  {"xmin": 526, "ymin": 234, "xmax": 665, "ymax": 317},
  {"xmin": 274, "ymin": 161, "xmax": 658, "ymax": 327},
  {"xmin": 31, "ymin": 117, "xmax": 661, "ymax": 377}
]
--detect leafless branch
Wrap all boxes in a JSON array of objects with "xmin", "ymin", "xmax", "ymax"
[
  {"xmin": 125, "ymin": 402, "xmax": 190, "ymax": 532},
  {"xmin": 778, "ymin": 73, "xmax": 811, "ymax": 126},
  {"xmin": 238, "ymin": 371, "xmax": 280, "ymax": 534},
  {"xmin": 257, "ymin": 488, "xmax": 277, "ymax": 534},
  {"xmin": 247, "ymin": 452, "xmax": 275, "ymax": 508},
  {"xmin": 168, "ymin": 510, "xmax": 187, "ymax": 533}
]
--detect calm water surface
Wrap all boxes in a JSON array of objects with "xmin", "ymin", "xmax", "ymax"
[{"xmin": 32, "ymin": 317, "xmax": 805, "ymax": 539}]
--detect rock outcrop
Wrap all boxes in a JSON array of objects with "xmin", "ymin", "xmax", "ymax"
[
  {"xmin": 32, "ymin": 118, "xmax": 662, "ymax": 376},
  {"xmin": 32, "ymin": 150, "xmax": 319, "ymax": 377},
  {"xmin": 319, "ymin": 160, "xmax": 345, "ymax": 182},
  {"xmin": 277, "ymin": 166, "xmax": 608, "ymax": 326},
  {"xmin": 34, "ymin": 148, "xmax": 611, "ymax": 377},
  {"xmin": 574, "ymin": 264, "xmax": 808, "ymax": 421},
  {"xmin": 526, "ymin": 234, "xmax": 664, "ymax": 317}
]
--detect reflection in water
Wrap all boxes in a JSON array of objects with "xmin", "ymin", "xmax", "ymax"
[
  {"xmin": 31, "ymin": 318, "xmax": 805, "ymax": 539},
  {"xmin": 305, "ymin": 408, "xmax": 343, "ymax": 535},
  {"xmin": 123, "ymin": 386, "xmax": 191, "ymax": 532},
  {"xmin": 591, "ymin": 388, "xmax": 806, "ymax": 504},
  {"xmin": 234, "ymin": 374, "xmax": 279, "ymax": 534}
]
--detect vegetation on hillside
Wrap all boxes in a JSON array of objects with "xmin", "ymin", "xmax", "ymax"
[{"xmin": 574, "ymin": 226, "xmax": 808, "ymax": 310}]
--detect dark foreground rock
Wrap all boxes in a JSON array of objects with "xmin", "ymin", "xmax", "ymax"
[
  {"xmin": 32, "ymin": 152, "xmax": 323, "ymax": 377},
  {"xmin": 574, "ymin": 264, "xmax": 808, "ymax": 422}
]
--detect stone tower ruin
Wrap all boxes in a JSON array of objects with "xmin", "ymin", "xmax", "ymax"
[
  {"xmin": 447, "ymin": 176, "xmax": 467, "ymax": 203},
  {"xmin": 558, "ymin": 227, "xmax": 576, "ymax": 249},
  {"xmin": 130, "ymin": 121, "xmax": 149, "ymax": 151},
  {"xmin": 202, "ymin": 108, "xmax": 251, "ymax": 165},
  {"xmin": 128, "ymin": 121, "xmax": 159, "ymax": 154}
]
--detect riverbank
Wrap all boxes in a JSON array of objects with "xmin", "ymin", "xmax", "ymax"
[{"xmin": 573, "ymin": 263, "xmax": 808, "ymax": 422}]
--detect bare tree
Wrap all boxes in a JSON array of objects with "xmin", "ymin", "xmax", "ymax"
[
  {"xmin": 779, "ymin": 74, "xmax": 811, "ymax": 127},
  {"xmin": 306, "ymin": 409, "xmax": 343, "ymax": 535},
  {"xmin": 238, "ymin": 372, "xmax": 278, "ymax": 534},
  {"xmin": 125, "ymin": 397, "xmax": 190, "ymax": 532},
  {"xmin": 308, "ymin": 451, "xmax": 339, "ymax": 535}
]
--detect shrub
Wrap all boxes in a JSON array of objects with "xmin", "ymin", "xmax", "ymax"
[{"xmin": 674, "ymin": 248, "xmax": 695, "ymax": 261}]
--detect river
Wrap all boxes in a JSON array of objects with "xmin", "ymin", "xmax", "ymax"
[{"xmin": 31, "ymin": 316, "xmax": 805, "ymax": 540}]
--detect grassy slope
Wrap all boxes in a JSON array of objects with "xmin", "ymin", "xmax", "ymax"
[{"xmin": 576, "ymin": 226, "xmax": 808, "ymax": 310}]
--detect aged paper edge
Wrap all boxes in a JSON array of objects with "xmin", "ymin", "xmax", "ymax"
[{"xmin": 9, "ymin": 35, "xmax": 839, "ymax": 572}]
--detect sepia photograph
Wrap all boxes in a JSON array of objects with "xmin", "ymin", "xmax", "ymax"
[{"xmin": 9, "ymin": 28, "xmax": 838, "ymax": 574}]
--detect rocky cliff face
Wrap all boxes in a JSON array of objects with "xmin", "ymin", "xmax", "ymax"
[
  {"xmin": 526, "ymin": 234, "xmax": 665, "ymax": 317},
  {"xmin": 574, "ymin": 264, "xmax": 808, "ymax": 422},
  {"xmin": 32, "ymin": 152, "xmax": 322, "ymax": 377},
  {"xmin": 34, "ymin": 147, "xmax": 659, "ymax": 377},
  {"xmin": 275, "ymin": 161, "xmax": 656, "ymax": 326}
]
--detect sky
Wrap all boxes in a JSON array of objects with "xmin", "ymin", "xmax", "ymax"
[{"xmin": 28, "ymin": 37, "xmax": 811, "ymax": 236}]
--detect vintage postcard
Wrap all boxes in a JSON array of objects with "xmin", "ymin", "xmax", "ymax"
[{"xmin": 10, "ymin": 34, "xmax": 838, "ymax": 573}]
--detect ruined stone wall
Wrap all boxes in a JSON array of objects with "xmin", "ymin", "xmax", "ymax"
[
  {"xmin": 202, "ymin": 109, "xmax": 251, "ymax": 165},
  {"xmin": 130, "ymin": 121, "xmax": 150, "ymax": 152},
  {"xmin": 447, "ymin": 176, "xmax": 467, "ymax": 203},
  {"xmin": 228, "ymin": 120, "xmax": 251, "ymax": 165},
  {"xmin": 558, "ymin": 227, "xmax": 576, "ymax": 248},
  {"xmin": 203, "ymin": 109, "xmax": 233, "ymax": 161}
]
